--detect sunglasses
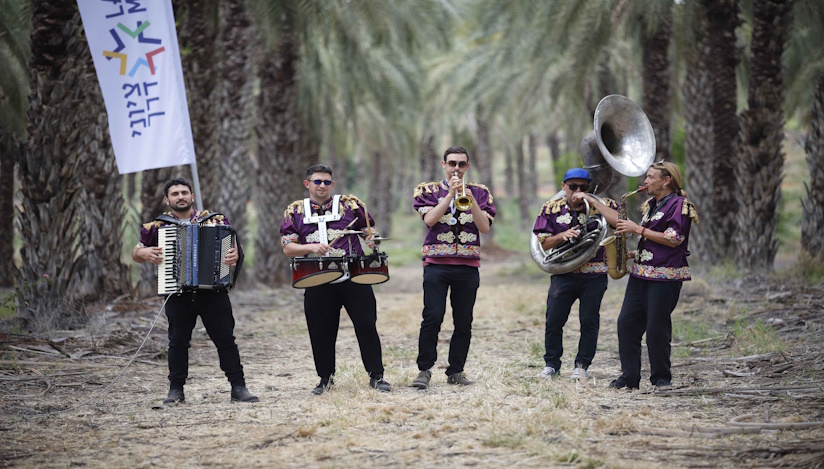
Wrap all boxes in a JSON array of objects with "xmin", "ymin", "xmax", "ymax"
[
  {"xmin": 446, "ymin": 161, "xmax": 468, "ymax": 168},
  {"xmin": 312, "ymin": 179, "xmax": 333, "ymax": 186},
  {"xmin": 567, "ymin": 183, "xmax": 589, "ymax": 192}
]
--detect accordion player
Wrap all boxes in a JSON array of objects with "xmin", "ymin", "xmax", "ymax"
[{"xmin": 157, "ymin": 214, "xmax": 244, "ymax": 295}]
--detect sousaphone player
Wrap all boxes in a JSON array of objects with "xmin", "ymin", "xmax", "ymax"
[{"xmin": 530, "ymin": 95, "xmax": 656, "ymax": 381}]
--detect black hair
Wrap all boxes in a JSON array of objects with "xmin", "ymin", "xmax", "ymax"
[
  {"xmin": 443, "ymin": 146, "xmax": 470, "ymax": 162},
  {"xmin": 304, "ymin": 164, "xmax": 333, "ymax": 179},
  {"xmin": 164, "ymin": 177, "xmax": 193, "ymax": 197}
]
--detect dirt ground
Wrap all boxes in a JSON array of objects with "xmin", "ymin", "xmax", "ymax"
[{"xmin": 1, "ymin": 251, "xmax": 823, "ymax": 468}]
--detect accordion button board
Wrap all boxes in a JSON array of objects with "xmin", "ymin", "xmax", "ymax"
[{"xmin": 157, "ymin": 223, "xmax": 241, "ymax": 295}]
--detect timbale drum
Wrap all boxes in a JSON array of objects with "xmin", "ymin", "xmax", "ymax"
[
  {"xmin": 290, "ymin": 256, "xmax": 347, "ymax": 288},
  {"xmin": 348, "ymin": 253, "xmax": 389, "ymax": 285}
]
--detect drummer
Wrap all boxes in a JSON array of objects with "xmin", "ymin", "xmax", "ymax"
[{"xmin": 280, "ymin": 164, "xmax": 391, "ymax": 396}]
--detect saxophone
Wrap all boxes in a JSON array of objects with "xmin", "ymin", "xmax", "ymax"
[{"xmin": 600, "ymin": 185, "xmax": 647, "ymax": 279}]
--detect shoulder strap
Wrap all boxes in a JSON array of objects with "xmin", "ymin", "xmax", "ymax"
[
  {"xmin": 154, "ymin": 214, "xmax": 185, "ymax": 225},
  {"xmin": 200, "ymin": 212, "xmax": 224, "ymax": 224}
]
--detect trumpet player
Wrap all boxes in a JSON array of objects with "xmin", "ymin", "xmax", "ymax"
[
  {"xmin": 533, "ymin": 168, "xmax": 620, "ymax": 380},
  {"xmin": 585, "ymin": 162, "xmax": 698, "ymax": 390},
  {"xmin": 410, "ymin": 146, "xmax": 496, "ymax": 389}
]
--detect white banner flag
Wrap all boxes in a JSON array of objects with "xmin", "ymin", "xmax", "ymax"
[{"xmin": 77, "ymin": 0, "xmax": 195, "ymax": 174}]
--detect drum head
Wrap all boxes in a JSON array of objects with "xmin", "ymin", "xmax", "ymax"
[
  {"xmin": 349, "ymin": 273, "xmax": 389, "ymax": 285},
  {"xmin": 293, "ymin": 271, "xmax": 344, "ymax": 288}
]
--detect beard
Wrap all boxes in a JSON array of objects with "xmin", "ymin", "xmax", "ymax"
[{"xmin": 171, "ymin": 200, "xmax": 193, "ymax": 213}]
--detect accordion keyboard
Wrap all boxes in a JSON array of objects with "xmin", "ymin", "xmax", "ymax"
[{"xmin": 158, "ymin": 226, "xmax": 179, "ymax": 294}]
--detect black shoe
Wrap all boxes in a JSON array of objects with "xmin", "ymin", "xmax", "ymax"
[
  {"xmin": 369, "ymin": 376, "xmax": 391, "ymax": 392},
  {"xmin": 654, "ymin": 379, "xmax": 672, "ymax": 389},
  {"xmin": 411, "ymin": 370, "xmax": 432, "ymax": 389},
  {"xmin": 447, "ymin": 372, "xmax": 475, "ymax": 386},
  {"xmin": 311, "ymin": 377, "xmax": 334, "ymax": 396},
  {"xmin": 231, "ymin": 385, "xmax": 259, "ymax": 403},
  {"xmin": 608, "ymin": 378, "xmax": 639, "ymax": 390},
  {"xmin": 163, "ymin": 387, "xmax": 185, "ymax": 404}
]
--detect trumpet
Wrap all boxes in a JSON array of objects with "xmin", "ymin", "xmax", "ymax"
[{"xmin": 454, "ymin": 170, "xmax": 473, "ymax": 211}]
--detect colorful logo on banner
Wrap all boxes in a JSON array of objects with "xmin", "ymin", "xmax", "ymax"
[
  {"xmin": 103, "ymin": 22, "xmax": 165, "ymax": 77},
  {"xmin": 78, "ymin": 0, "xmax": 196, "ymax": 174},
  {"xmin": 97, "ymin": 1, "xmax": 166, "ymax": 138}
]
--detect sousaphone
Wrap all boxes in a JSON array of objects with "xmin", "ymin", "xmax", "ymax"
[{"xmin": 529, "ymin": 95, "xmax": 656, "ymax": 274}]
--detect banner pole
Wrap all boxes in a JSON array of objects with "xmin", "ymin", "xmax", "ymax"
[{"xmin": 190, "ymin": 162, "xmax": 204, "ymax": 210}]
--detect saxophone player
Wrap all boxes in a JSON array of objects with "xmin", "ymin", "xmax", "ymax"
[
  {"xmin": 532, "ymin": 168, "xmax": 620, "ymax": 379},
  {"xmin": 582, "ymin": 162, "xmax": 699, "ymax": 390}
]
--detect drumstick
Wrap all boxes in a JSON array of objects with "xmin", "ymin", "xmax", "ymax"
[
  {"xmin": 363, "ymin": 202, "xmax": 372, "ymax": 236},
  {"xmin": 362, "ymin": 202, "xmax": 377, "ymax": 253}
]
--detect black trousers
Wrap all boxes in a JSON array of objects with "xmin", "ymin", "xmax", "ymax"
[
  {"xmin": 543, "ymin": 274, "xmax": 608, "ymax": 371},
  {"xmin": 416, "ymin": 264, "xmax": 480, "ymax": 376},
  {"xmin": 616, "ymin": 276, "xmax": 683, "ymax": 387},
  {"xmin": 304, "ymin": 281, "xmax": 384, "ymax": 379},
  {"xmin": 165, "ymin": 290, "xmax": 245, "ymax": 388}
]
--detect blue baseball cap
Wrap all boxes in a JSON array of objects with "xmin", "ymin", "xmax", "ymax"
[{"xmin": 563, "ymin": 168, "xmax": 591, "ymax": 182}]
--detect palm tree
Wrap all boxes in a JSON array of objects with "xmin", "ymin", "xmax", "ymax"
[
  {"xmin": 682, "ymin": 10, "xmax": 715, "ymax": 265},
  {"xmin": 640, "ymin": 4, "xmax": 673, "ymax": 163},
  {"xmin": 787, "ymin": 1, "xmax": 824, "ymax": 261},
  {"xmin": 733, "ymin": 0, "xmax": 794, "ymax": 271},
  {"xmin": 252, "ymin": 7, "xmax": 313, "ymax": 285},
  {"xmin": 700, "ymin": 0, "xmax": 741, "ymax": 261},
  {"xmin": 214, "ymin": 0, "xmax": 253, "ymax": 235},
  {"xmin": 18, "ymin": 3, "xmax": 127, "ymax": 326},
  {"xmin": 174, "ymin": 0, "xmax": 220, "ymax": 209},
  {"xmin": 802, "ymin": 76, "xmax": 824, "ymax": 261},
  {"xmin": 0, "ymin": 0, "xmax": 30, "ymax": 288}
]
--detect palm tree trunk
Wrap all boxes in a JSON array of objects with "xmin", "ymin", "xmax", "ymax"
[
  {"xmin": 254, "ymin": 25, "xmax": 317, "ymax": 286},
  {"xmin": 683, "ymin": 24, "xmax": 715, "ymax": 266},
  {"xmin": 214, "ymin": 0, "xmax": 253, "ymax": 239},
  {"xmin": 701, "ymin": 0, "xmax": 741, "ymax": 261},
  {"xmin": 641, "ymin": 10, "xmax": 673, "ymax": 163},
  {"xmin": 475, "ymin": 118, "xmax": 495, "ymax": 244},
  {"xmin": 368, "ymin": 151, "xmax": 394, "ymax": 237},
  {"xmin": 75, "ymin": 118, "xmax": 129, "ymax": 301},
  {"xmin": 802, "ymin": 75, "xmax": 824, "ymax": 261},
  {"xmin": 175, "ymin": 0, "xmax": 220, "ymax": 210},
  {"xmin": 420, "ymin": 134, "xmax": 439, "ymax": 183},
  {"xmin": 0, "ymin": 134, "xmax": 16, "ymax": 287},
  {"xmin": 527, "ymin": 133, "xmax": 538, "ymax": 206},
  {"xmin": 733, "ymin": 0, "xmax": 792, "ymax": 271},
  {"xmin": 18, "ymin": 3, "xmax": 126, "ymax": 326},
  {"xmin": 516, "ymin": 139, "xmax": 529, "ymax": 228},
  {"xmin": 503, "ymin": 144, "xmax": 513, "ymax": 196}
]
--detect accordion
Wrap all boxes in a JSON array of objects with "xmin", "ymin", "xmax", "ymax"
[{"xmin": 156, "ymin": 215, "xmax": 244, "ymax": 295}]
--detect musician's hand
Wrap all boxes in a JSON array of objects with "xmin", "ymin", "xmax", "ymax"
[
  {"xmin": 141, "ymin": 246, "xmax": 164, "ymax": 265},
  {"xmin": 570, "ymin": 192, "xmax": 587, "ymax": 209},
  {"xmin": 448, "ymin": 174, "xmax": 461, "ymax": 197},
  {"xmin": 615, "ymin": 219, "xmax": 640, "ymax": 236},
  {"xmin": 223, "ymin": 247, "xmax": 239, "ymax": 266},
  {"xmin": 309, "ymin": 243, "xmax": 330, "ymax": 256},
  {"xmin": 560, "ymin": 227, "xmax": 581, "ymax": 242},
  {"xmin": 627, "ymin": 250, "xmax": 637, "ymax": 260},
  {"xmin": 364, "ymin": 233, "xmax": 376, "ymax": 250}
]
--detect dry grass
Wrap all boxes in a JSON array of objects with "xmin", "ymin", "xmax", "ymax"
[{"xmin": 2, "ymin": 258, "xmax": 824, "ymax": 468}]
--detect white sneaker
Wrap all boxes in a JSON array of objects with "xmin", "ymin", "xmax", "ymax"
[
  {"xmin": 538, "ymin": 366, "xmax": 558, "ymax": 378},
  {"xmin": 571, "ymin": 365, "xmax": 590, "ymax": 380}
]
